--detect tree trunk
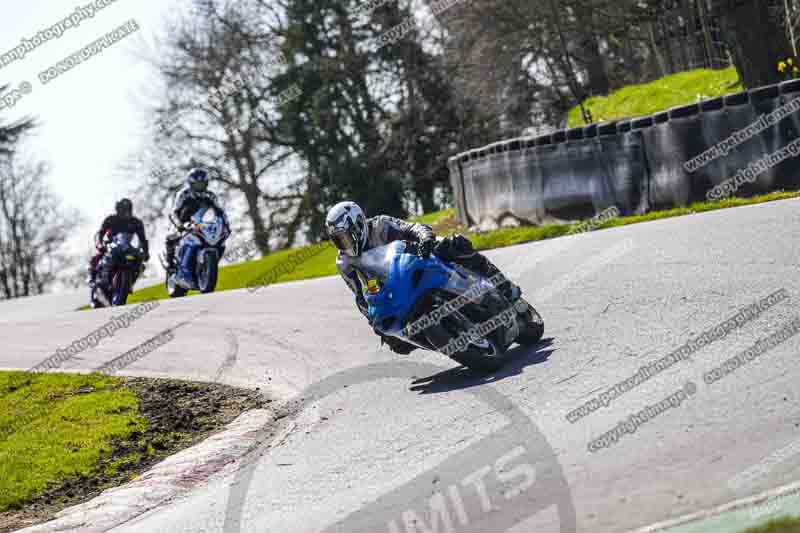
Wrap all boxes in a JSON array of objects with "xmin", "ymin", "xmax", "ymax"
[
  {"xmin": 573, "ymin": 2, "xmax": 611, "ymax": 96},
  {"xmin": 715, "ymin": 0, "xmax": 792, "ymax": 88},
  {"xmin": 243, "ymin": 184, "xmax": 271, "ymax": 255},
  {"xmin": 415, "ymin": 176, "xmax": 436, "ymax": 214},
  {"xmin": 583, "ymin": 33, "xmax": 611, "ymax": 96},
  {"xmin": 697, "ymin": 0, "xmax": 717, "ymax": 67},
  {"xmin": 649, "ymin": 22, "xmax": 669, "ymax": 77}
]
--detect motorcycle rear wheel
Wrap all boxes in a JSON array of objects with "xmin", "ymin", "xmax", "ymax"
[
  {"xmin": 90, "ymin": 287, "xmax": 106, "ymax": 308},
  {"xmin": 112, "ymin": 271, "xmax": 131, "ymax": 306},
  {"xmin": 449, "ymin": 342, "xmax": 505, "ymax": 373},
  {"xmin": 425, "ymin": 308, "xmax": 506, "ymax": 373}
]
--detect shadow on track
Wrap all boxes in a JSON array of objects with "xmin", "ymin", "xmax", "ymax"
[{"xmin": 409, "ymin": 337, "xmax": 555, "ymax": 394}]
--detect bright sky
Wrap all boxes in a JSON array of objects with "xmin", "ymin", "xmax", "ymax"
[
  {"xmin": 0, "ymin": 0, "xmax": 445, "ymax": 276},
  {"xmin": 0, "ymin": 0, "xmax": 174, "ymax": 240}
]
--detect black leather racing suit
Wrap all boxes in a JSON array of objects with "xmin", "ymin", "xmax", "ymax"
[
  {"xmin": 89, "ymin": 215, "xmax": 149, "ymax": 284},
  {"xmin": 336, "ymin": 216, "xmax": 512, "ymax": 353}
]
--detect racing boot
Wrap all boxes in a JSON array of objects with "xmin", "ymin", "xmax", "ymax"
[
  {"xmin": 438, "ymin": 234, "xmax": 521, "ymax": 303},
  {"xmin": 463, "ymin": 252, "xmax": 521, "ymax": 304},
  {"xmin": 486, "ymin": 260, "xmax": 521, "ymax": 303},
  {"xmin": 163, "ymin": 236, "xmax": 178, "ymax": 272},
  {"xmin": 87, "ymin": 266, "xmax": 97, "ymax": 288}
]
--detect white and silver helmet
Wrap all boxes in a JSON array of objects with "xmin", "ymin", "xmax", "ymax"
[{"xmin": 325, "ymin": 201, "xmax": 368, "ymax": 257}]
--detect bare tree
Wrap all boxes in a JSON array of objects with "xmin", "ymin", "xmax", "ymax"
[
  {"xmin": 0, "ymin": 156, "xmax": 84, "ymax": 298},
  {"xmin": 0, "ymin": 87, "xmax": 35, "ymax": 158},
  {"xmin": 137, "ymin": 0, "xmax": 300, "ymax": 254},
  {"xmin": 441, "ymin": 0, "xmax": 658, "ymax": 130}
]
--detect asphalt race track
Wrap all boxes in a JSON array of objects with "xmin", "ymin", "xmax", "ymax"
[{"xmin": 3, "ymin": 199, "xmax": 800, "ymax": 533}]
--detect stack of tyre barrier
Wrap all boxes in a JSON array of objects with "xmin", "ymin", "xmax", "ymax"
[{"xmin": 449, "ymin": 78, "xmax": 800, "ymax": 228}]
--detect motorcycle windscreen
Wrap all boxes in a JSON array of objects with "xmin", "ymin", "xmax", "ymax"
[
  {"xmin": 202, "ymin": 208, "xmax": 217, "ymax": 223},
  {"xmin": 359, "ymin": 241, "xmax": 430, "ymax": 333},
  {"xmin": 191, "ymin": 206, "xmax": 219, "ymax": 224},
  {"xmin": 355, "ymin": 241, "xmax": 408, "ymax": 282},
  {"xmin": 192, "ymin": 206, "xmax": 225, "ymax": 245}
]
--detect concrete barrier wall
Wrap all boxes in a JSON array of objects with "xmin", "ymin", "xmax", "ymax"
[{"xmin": 449, "ymin": 79, "xmax": 800, "ymax": 228}]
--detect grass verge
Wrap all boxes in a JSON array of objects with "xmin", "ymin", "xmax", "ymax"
[
  {"xmin": 469, "ymin": 191, "xmax": 799, "ymax": 251},
  {"xmin": 122, "ymin": 191, "xmax": 799, "ymax": 305},
  {"xmin": 567, "ymin": 66, "xmax": 742, "ymax": 127},
  {"xmin": 745, "ymin": 516, "xmax": 800, "ymax": 532},
  {"xmin": 0, "ymin": 371, "xmax": 268, "ymax": 532}
]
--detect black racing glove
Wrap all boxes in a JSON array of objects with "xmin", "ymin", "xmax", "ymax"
[{"xmin": 418, "ymin": 238, "xmax": 436, "ymax": 259}]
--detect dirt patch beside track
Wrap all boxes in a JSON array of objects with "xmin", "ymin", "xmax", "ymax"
[{"xmin": 0, "ymin": 376, "xmax": 270, "ymax": 533}]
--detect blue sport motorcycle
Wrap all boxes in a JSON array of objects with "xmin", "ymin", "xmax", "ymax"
[
  {"xmin": 161, "ymin": 205, "xmax": 230, "ymax": 297},
  {"xmin": 357, "ymin": 241, "xmax": 544, "ymax": 372}
]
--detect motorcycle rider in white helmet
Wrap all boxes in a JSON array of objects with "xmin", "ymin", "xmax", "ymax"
[{"xmin": 326, "ymin": 201, "xmax": 521, "ymax": 354}]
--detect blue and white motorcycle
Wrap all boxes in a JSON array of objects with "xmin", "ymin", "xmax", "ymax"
[
  {"xmin": 357, "ymin": 240, "xmax": 544, "ymax": 372},
  {"xmin": 161, "ymin": 206, "xmax": 230, "ymax": 297}
]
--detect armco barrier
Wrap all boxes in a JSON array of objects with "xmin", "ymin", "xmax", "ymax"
[
  {"xmin": 453, "ymin": 121, "xmax": 648, "ymax": 228},
  {"xmin": 508, "ymin": 140, "xmax": 545, "ymax": 226},
  {"xmin": 673, "ymin": 104, "xmax": 707, "ymax": 202},
  {"xmin": 449, "ymin": 80, "xmax": 800, "ymax": 228},
  {"xmin": 747, "ymin": 86, "xmax": 782, "ymax": 193},
  {"xmin": 776, "ymin": 79, "xmax": 800, "ymax": 191},
  {"xmin": 448, "ymin": 155, "xmax": 469, "ymax": 226},
  {"xmin": 597, "ymin": 122, "xmax": 648, "ymax": 216},
  {"xmin": 541, "ymin": 138, "xmax": 592, "ymax": 221},
  {"xmin": 720, "ymin": 90, "xmax": 774, "ymax": 197},
  {"xmin": 641, "ymin": 111, "xmax": 682, "ymax": 209},
  {"xmin": 697, "ymin": 95, "xmax": 729, "ymax": 192},
  {"xmin": 701, "ymin": 91, "xmax": 762, "ymax": 198},
  {"xmin": 631, "ymin": 116, "xmax": 654, "ymax": 211}
]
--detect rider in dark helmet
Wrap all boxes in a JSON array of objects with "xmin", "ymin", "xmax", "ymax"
[
  {"xmin": 326, "ymin": 201, "xmax": 521, "ymax": 355},
  {"xmin": 89, "ymin": 198, "xmax": 150, "ymax": 288},
  {"xmin": 163, "ymin": 167, "xmax": 229, "ymax": 287}
]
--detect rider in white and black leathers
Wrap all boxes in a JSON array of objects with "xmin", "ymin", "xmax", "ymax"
[
  {"xmin": 326, "ymin": 201, "xmax": 520, "ymax": 354},
  {"xmin": 337, "ymin": 213, "xmax": 435, "ymax": 315},
  {"xmin": 164, "ymin": 168, "xmax": 229, "ymax": 285}
]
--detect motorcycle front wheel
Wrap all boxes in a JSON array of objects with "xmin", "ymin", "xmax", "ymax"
[{"xmin": 197, "ymin": 251, "xmax": 219, "ymax": 294}]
